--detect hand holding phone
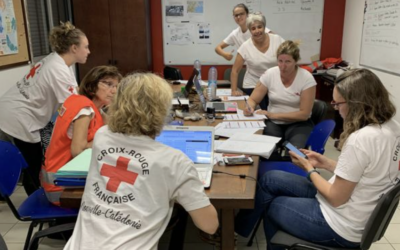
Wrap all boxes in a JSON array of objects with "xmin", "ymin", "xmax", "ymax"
[{"xmin": 283, "ymin": 141, "xmax": 307, "ymax": 159}]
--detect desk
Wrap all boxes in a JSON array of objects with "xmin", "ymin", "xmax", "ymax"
[{"xmin": 60, "ymin": 88, "xmax": 260, "ymax": 250}]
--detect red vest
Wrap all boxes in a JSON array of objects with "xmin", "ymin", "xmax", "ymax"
[{"xmin": 41, "ymin": 95, "xmax": 104, "ymax": 205}]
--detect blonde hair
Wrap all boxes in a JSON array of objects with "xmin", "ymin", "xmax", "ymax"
[
  {"xmin": 246, "ymin": 13, "xmax": 266, "ymax": 30},
  {"xmin": 335, "ymin": 68, "xmax": 396, "ymax": 149},
  {"xmin": 276, "ymin": 40, "xmax": 301, "ymax": 62},
  {"xmin": 108, "ymin": 72, "xmax": 173, "ymax": 137},
  {"xmin": 49, "ymin": 21, "xmax": 85, "ymax": 54}
]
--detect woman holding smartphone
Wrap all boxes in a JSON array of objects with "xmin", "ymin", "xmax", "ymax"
[{"xmin": 236, "ymin": 68, "xmax": 400, "ymax": 249}]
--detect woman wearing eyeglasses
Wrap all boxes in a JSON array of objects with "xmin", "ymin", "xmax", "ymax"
[
  {"xmin": 236, "ymin": 68, "xmax": 400, "ymax": 249},
  {"xmin": 41, "ymin": 66, "xmax": 122, "ymax": 205},
  {"xmin": 230, "ymin": 13, "xmax": 284, "ymax": 111},
  {"xmin": 215, "ymin": 4, "xmax": 272, "ymax": 61}
]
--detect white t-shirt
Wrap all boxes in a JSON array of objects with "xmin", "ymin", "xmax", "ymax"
[
  {"xmin": 0, "ymin": 52, "xmax": 77, "ymax": 142},
  {"xmin": 65, "ymin": 126, "xmax": 211, "ymax": 250},
  {"xmin": 238, "ymin": 33, "xmax": 285, "ymax": 89},
  {"xmin": 260, "ymin": 67, "xmax": 316, "ymax": 124},
  {"xmin": 223, "ymin": 26, "xmax": 272, "ymax": 48},
  {"xmin": 316, "ymin": 119, "xmax": 400, "ymax": 242}
]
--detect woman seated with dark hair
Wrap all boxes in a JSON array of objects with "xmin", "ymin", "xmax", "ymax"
[
  {"xmin": 236, "ymin": 68, "xmax": 400, "ymax": 249},
  {"xmin": 64, "ymin": 72, "xmax": 218, "ymax": 250},
  {"xmin": 41, "ymin": 65, "xmax": 122, "ymax": 205}
]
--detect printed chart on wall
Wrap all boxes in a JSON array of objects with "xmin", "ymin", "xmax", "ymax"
[
  {"xmin": 0, "ymin": 0, "xmax": 19, "ymax": 56},
  {"xmin": 162, "ymin": 0, "xmax": 325, "ymax": 65},
  {"xmin": 360, "ymin": 0, "xmax": 400, "ymax": 76}
]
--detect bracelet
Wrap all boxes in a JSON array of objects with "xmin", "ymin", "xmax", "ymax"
[{"xmin": 307, "ymin": 169, "xmax": 320, "ymax": 182}]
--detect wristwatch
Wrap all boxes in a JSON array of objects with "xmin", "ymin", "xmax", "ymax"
[{"xmin": 307, "ymin": 169, "xmax": 320, "ymax": 182}]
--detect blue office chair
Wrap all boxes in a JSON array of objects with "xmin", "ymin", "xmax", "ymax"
[
  {"xmin": 0, "ymin": 140, "xmax": 78, "ymax": 250},
  {"xmin": 247, "ymin": 119, "xmax": 336, "ymax": 246}
]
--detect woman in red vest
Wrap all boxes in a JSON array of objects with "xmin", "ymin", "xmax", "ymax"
[{"xmin": 41, "ymin": 66, "xmax": 122, "ymax": 205}]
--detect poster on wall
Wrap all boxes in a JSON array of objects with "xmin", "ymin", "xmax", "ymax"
[{"xmin": 0, "ymin": 0, "xmax": 19, "ymax": 56}]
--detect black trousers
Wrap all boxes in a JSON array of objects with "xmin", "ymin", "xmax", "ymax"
[{"xmin": 13, "ymin": 138, "xmax": 42, "ymax": 196}]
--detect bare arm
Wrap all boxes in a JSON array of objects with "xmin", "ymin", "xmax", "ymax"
[
  {"xmin": 230, "ymin": 53, "xmax": 245, "ymax": 96},
  {"xmin": 290, "ymin": 151, "xmax": 357, "ymax": 207},
  {"xmin": 258, "ymin": 86, "xmax": 316, "ymax": 122},
  {"xmin": 243, "ymin": 82, "xmax": 268, "ymax": 116},
  {"xmin": 215, "ymin": 41, "xmax": 234, "ymax": 61},
  {"xmin": 70, "ymin": 115, "xmax": 92, "ymax": 158},
  {"xmin": 189, "ymin": 204, "xmax": 219, "ymax": 234}
]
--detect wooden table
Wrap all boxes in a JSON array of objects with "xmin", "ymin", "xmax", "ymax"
[{"xmin": 60, "ymin": 87, "xmax": 260, "ymax": 250}]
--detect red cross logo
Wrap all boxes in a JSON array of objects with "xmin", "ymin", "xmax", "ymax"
[
  {"xmin": 68, "ymin": 86, "xmax": 75, "ymax": 93},
  {"xmin": 100, "ymin": 156, "xmax": 138, "ymax": 193},
  {"xmin": 26, "ymin": 64, "xmax": 41, "ymax": 80}
]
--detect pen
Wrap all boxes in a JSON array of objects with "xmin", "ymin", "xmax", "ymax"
[
  {"xmin": 244, "ymin": 97, "xmax": 252, "ymax": 113},
  {"xmin": 177, "ymin": 97, "xmax": 182, "ymax": 106}
]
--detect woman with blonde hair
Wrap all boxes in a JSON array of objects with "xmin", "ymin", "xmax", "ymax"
[
  {"xmin": 41, "ymin": 65, "xmax": 122, "ymax": 205},
  {"xmin": 236, "ymin": 68, "xmax": 399, "ymax": 249},
  {"xmin": 0, "ymin": 21, "xmax": 90, "ymax": 195},
  {"xmin": 65, "ymin": 72, "xmax": 218, "ymax": 250},
  {"xmin": 244, "ymin": 40, "xmax": 316, "ymax": 156}
]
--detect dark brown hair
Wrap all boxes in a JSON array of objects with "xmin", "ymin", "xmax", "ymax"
[
  {"xmin": 335, "ymin": 68, "xmax": 396, "ymax": 148},
  {"xmin": 79, "ymin": 66, "xmax": 123, "ymax": 99}
]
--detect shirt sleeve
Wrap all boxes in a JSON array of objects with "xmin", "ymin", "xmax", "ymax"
[
  {"xmin": 172, "ymin": 157, "xmax": 211, "ymax": 212},
  {"xmin": 259, "ymin": 68, "xmax": 275, "ymax": 88},
  {"xmin": 334, "ymin": 137, "xmax": 370, "ymax": 183},
  {"xmin": 52, "ymin": 66, "xmax": 78, "ymax": 104},
  {"xmin": 301, "ymin": 70, "xmax": 317, "ymax": 91},
  {"xmin": 223, "ymin": 30, "xmax": 235, "ymax": 46}
]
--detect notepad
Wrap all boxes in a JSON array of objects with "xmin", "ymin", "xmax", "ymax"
[
  {"xmin": 55, "ymin": 148, "xmax": 92, "ymax": 178},
  {"xmin": 215, "ymin": 133, "xmax": 281, "ymax": 158}
]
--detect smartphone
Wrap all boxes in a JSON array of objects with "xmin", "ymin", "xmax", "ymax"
[
  {"xmin": 283, "ymin": 141, "xmax": 307, "ymax": 159},
  {"xmin": 223, "ymin": 157, "xmax": 253, "ymax": 165}
]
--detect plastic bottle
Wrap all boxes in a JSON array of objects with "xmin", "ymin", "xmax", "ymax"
[
  {"xmin": 194, "ymin": 60, "xmax": 202, "ymax": 81},
  {"xmin": 207, "ymin": 67, "xmax": 218, "ymax": 100}
]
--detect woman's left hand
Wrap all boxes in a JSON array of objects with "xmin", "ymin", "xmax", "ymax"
[
  {"xmin": 255, "ymin": 110, "xmax": 273, "ymax": 119},
  {"xmin": 289, "ymin": 151, "xmax": 314, "ymax": 172}
]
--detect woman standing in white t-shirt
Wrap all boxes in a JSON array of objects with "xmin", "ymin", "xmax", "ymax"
[
  {"xmin": 244, "ymin": 41, "xmax": 316, "ymax": 154},
  {"xmin": 215, "ymin": 4, "xmax": 271, "ymax": 61},
  {"xmin": 230, "ymin": 14, "xmax": 284, "ymax": 110},
  {"xmin": 236, "ymin": 68, "xmax": 400, "ymax": 249},
  {"xmin": 0, "ymin": 22, "xmax": 90, "ymax": 195}
]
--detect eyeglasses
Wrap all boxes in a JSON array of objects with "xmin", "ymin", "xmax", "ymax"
[
  {"xmin": 100, "ymin": 80, "xmax": 118, "ymax": 89},
  {"xmin": 233, "ymin": 12, "xmax": 246, "ymax": 18},
  {"xmin": 330, "ymin": 100, "xmax": 346, "ymax": 108}
]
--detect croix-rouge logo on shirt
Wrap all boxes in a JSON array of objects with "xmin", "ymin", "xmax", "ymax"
[{"xmin": 100, "ymin": 156, "xmax": 139, "ymax": 192}]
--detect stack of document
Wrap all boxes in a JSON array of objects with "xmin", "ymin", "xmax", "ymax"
[
  {"xmin": 55, "ymin": 148, "xmax": 92, "ymax": 179},
  {"xmin": 215, "ymin": 133, "xmax": 281, "ymax": 158}
]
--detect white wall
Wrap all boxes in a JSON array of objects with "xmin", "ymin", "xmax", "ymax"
[
  {"xmin": 342, "ymin": 0, "xmax": 400, "ymax": 122},
  {"xmin": 0, "ymin": 64, "xmax": 31, "ymax": 97}
]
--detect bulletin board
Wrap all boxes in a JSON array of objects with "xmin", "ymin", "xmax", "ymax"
[
  {"xmin": 0, "ymin": 0, "xmax": 30, "ymax": 69},
  {"xmin": 360, "ymin": 0, "xmax": 400, "ymax": 76},
  {"xmin": 162, "ymin": 0, "xmax": 325, "ymax": 65}
]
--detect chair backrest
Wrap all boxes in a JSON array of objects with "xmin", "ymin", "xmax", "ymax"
[
  {"xmin": 0, "ymin": 234, "xmax": 7, "ymax": 250},
  {"xmin": 305, "ymin": 119, "xmax": 335, "ymax": 154},
  {"xmin": 224, "ymin": 68, "xmax": 246, "ymax": 89},
  {"xmin": 0, "ymin": 141, "xmax": 28, "ymax": 197},
  {"xmin": 361, "ymin": 183, "xmax": 400, "ymax": 249},
  {"xmin": 311, "ymin": 99, "xmax": 328, "ymax": 125},
  {"xmin": 164, "ymin": 66, "xmax": 183, "ymax": 80}
]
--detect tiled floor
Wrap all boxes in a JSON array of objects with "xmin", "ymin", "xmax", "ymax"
[{"xmin": 1, "ymin": 138, "xmax": 399, "ymax": 250}]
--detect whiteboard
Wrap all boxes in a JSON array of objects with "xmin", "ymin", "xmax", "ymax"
[
  {"xmin": 162, "ymin": 0, "xmax": 325, "ymax": 65},
  {"xmin": 360, "ymin": 0, "xmax": 400, "ymax": 76}
]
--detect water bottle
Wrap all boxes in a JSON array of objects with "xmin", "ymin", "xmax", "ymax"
[
  {"xmin": 207, "ymin": 67, "xmax": 218, "ymax": 100},
  {"xmin": 194, "ymin": 60, "xmax": 202, "ymax": 81}
]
